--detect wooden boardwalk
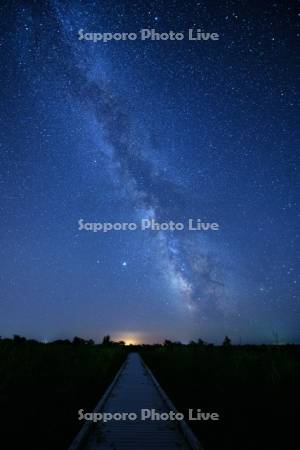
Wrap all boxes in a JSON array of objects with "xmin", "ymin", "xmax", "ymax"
[{"xmin": 69, "ymin": 353, "xmax": 203, "ymax": 450}]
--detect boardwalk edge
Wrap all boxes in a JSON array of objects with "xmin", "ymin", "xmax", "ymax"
[
  {"xmin": 140, "ymin": 354, "xmax": 205, "ymax": 450},
  {"xmin": 68, "ymin": 357, "xmax": 128, "ymax": 450}
]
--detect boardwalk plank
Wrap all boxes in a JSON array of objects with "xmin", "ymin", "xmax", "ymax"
[{"xmin": 70, "ymin": 353, "xmax": 202, "ymax": 450}]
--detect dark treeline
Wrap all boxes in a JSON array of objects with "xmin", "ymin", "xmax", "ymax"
[{"xmin": 2, "ymin": 333, "xmax": 300, "ymax": 348}]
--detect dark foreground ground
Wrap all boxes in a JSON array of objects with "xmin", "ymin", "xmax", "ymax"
[
  {"xmin": 141, "ymin": 344, "xmax": 300, "ymax": 450},
  {"xmin": 0, "ymin": 339, "xmax": 299, "ymax": 450},
  {"xmin": 0, "ymin": 339, "xmax": 127, "ymax": 449}
]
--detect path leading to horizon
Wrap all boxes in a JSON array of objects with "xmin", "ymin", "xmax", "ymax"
[{"xmin": 69, "ymin": 352, "xmax": 202, "ymax": 450}]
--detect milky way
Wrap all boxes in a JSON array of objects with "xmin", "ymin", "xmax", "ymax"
[{"xmin": 0, "ymin": 0, "xmax": 299, "ymax": 343}]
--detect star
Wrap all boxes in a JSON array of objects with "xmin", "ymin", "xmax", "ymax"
[{"xmin": 1, "ymin": 0, "xmax": 298, "ymax": 346}]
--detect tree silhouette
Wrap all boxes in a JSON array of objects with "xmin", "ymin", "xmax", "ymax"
[
  {"xmin": 13, "ymin": 335, "xmax": 26, "ymax": 344},
  {"xmin": 102, "ymin": 335, "xmax": 111, "ymax": 345},
  {"xmin": 72, "ymin": 336, "xmax": 86, "ymax": 345},
  {"xmin": 223, "ymin": 336, "xmax": 232, "ymax": 347}
]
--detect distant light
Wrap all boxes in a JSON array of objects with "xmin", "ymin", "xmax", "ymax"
[
  {"xmin": 122, "ymin": 261, "xmax": 127, "ymax": 267},
  {"xmin": 115, "ymin": 333, "xmax": 140, "ymax": 345},
  {"xmin": 125, "ymin": 339, "xmax": 137, "ymax": 345}
]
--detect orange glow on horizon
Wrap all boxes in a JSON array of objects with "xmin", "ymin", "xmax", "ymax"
[
  {"xmin": 124, "ymin": 338, "xmax": 138, "ymax": 346},
  {"xmin": 114, "ymin": 333, "xmax": 142, "ymax": 346}
]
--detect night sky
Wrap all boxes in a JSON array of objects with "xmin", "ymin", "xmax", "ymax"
[{"xmin": 0, "ymin": 0, "xmax": 299, "ymax": 344}]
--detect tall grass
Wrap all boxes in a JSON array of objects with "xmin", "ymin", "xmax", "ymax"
[
  {"xmin": 142, "ymin": 344, "xmax": 300, "ymax": 450},
  {"xmin": 0, "ymin": 340, "xmax": 127, "ymax": 449},
  {"xmin": 1, "ymin": 340, "xmax": 298, "ymax": 450}
]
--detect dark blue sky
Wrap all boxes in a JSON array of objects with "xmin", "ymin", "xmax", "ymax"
[{"xmin": 0, "ymin": 0, "xmax": 299, "ymax": 344}]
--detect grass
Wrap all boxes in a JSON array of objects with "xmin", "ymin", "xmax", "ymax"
[
  {"xmin": 141, "ymin": 344, "xmax": 300, "ymax": 450},
  {"xmin": 0, "ymin": 339, "xmax": 298, "ymax": 450},
  {"xmin": 0, "ymin": 339, "xmax": 127, "ymax": 449}
]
